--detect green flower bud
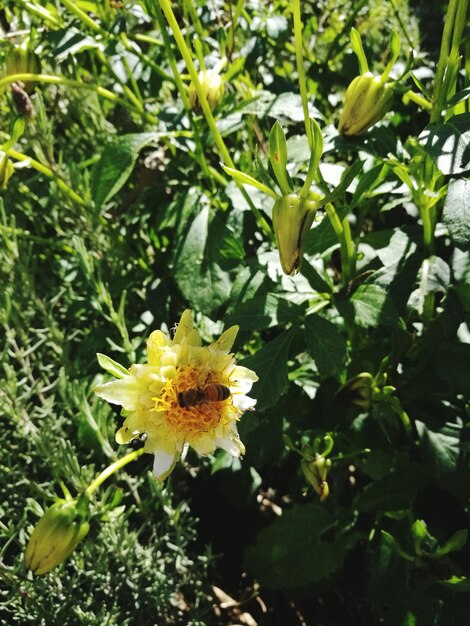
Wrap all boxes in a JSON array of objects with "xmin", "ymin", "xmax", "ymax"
[
  {"xmin": 4, "ymin": 45, "xmax": 41, "ymax": 93},
  {"xmin": 272, "ymin": 192, "xmax": 318, "ymax": 276},
  {"xmin": 336, "ymin": 372, "xmax": 373, "ymax": 409},
  {"xmin": 0, "ymin": 153, "xmax": 14, "ymax": 189},
  {"xmin": 338, "ymin": 72, "xmax": 393, "ymax": 136},
  {"xmin": 25, "ymin": 500, "xmax": 90, "ymax": 575},
  {"xmin": 301, "ymin": 455, "xmax": 332, "ymax": 502},
  {"xmin": 188, "ymin": 69, "xmax": 224, "ymax": 112}
]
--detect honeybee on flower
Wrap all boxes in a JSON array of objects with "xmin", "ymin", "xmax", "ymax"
[{"xmin": 94, "ymin": 310, "xmax": 258, "ymax": 480}]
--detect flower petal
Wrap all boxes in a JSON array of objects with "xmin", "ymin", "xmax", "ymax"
[
  {"xmin": 232, "ymin": 394, "xmax": 257, "ymax": 411},
  {"xmin": 172, "ymin": 309, "xmax": 194, "ymax": 343},
  {"xmin": 152, "ymin": 448, "xmax": 179, "ymax": 480},
  {"xmin": 94, "ymin": 376, "xmax": 140, "ymax": 410},
  {"xmin": 216, "ymin": 430, "xmax": 245, "ymax": 457},
  {"xmin": 210, "ymin": 325, "xmax": 239, "ymax": 353},
  {"xmin": 115, "ymin": 426, "xmax": 139, "ymax": 444},
  {"xmin": 147, "ymin": 330, "xmax": 171, "ymax": 364}
]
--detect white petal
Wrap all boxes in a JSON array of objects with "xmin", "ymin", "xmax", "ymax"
[
  {"xmin": 216, "ymin": 433, "xmax": 244, "ymax": 457},
  {"xmin": 152, "ymin": 448, "xmax": 179, "ymax": 480},
  {"xmin": 232, "ymin": 394, "xmax": 257, "ymax": 411},
  {"xmin": 94, "ymin": 376, "xmax": 140, "ymax": 410},
  {"xmin": 230, "ymin": 365, "xmax": 259, "ymax": 388}
]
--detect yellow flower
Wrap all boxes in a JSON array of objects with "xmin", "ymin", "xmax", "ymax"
[{"xmin": 94, "ymin": 310, "xmax": 258, "ymax": 479}]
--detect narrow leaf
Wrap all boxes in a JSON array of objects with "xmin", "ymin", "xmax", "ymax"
[
  {"xmin": 97, "ymin": 353, "xmax": 129, "ymax": 379},
  {"xmin": 221, "ymin": 164, "xmax": 279, "ymax": 199}
]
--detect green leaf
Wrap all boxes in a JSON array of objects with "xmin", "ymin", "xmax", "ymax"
[
  {"xmin": 244, "ymin": 503, "xmax": 357, "ymax": 588},
  {"xmin": 268, "ymin": 121, "xmax": 292, "ymax": 195},
  {"xmin": 173, "ymin": 204, "xmax": 234, "ymax": 315},
  {"xmin": 351, "ymin": 283, "xmax": 399, "ymax": 327},
  {"xmin": 241, "ymin": 328, "xmax": 296, "ymax": 410},
  {"xmin": 221, "ymin": 164, "xmax": 279, "ymax": 199},
  {"xmin": 408, "ymin": 257, "xmax": 450, "ymax": 315},
  {"xmin": 304, "ymin": 314, "xmax": 347, "ymax": 377},
  {"xmin": 416, "ymin": 421, "xmax": 460, "ymax": 476},
  {"xmin": 91, "ymin": 132, "xmax": 157, "ymax": 210},
  {"xmin": 96, "ymin": 353, "xmax": 128, "ymax": 379},
  {"xmin": 443, "ymin": 178, "xmax": 470, "ymax": 251},
  {"xmin": 435, "ymin": 529, "xmax": 468, "ymax": 558},
  {"xmin": 419, "ymin": 113, "xmax": 470, "ymax": 175},
  {"xmin": 226, "ymin": 292, "xmax": 304, "ymax": 330}
]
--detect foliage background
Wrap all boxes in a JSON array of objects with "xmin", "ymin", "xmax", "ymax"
[{"xmin": 1, "ymin": 0, "xmax": 469, "ymax": 624}]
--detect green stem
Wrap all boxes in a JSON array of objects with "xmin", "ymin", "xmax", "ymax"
[
  {"xmin": 158, "ymin": 0, "xmax": 272, "ymax": 239},
  {"xmin": 0, "ymin": 74, "xmax": 159, "ymax": 124},
  {"xmin": 293, "ymin": 0, "xmax": 312, "ymax": 150},
  {"xmin": 403, "ymin": 90, "xmax": 433, "ymax": 111},
  {"xmin": 59, "ymin": 0, "xmax": 105, "ymax": 34},
  {"xmin": 152, "ymin": 2, "xmax": 211, "ymax": 179},
  {"xmin": 85, "ymin": 448, "xmax": 145, "ymax": 497},
  {"xmin": 421, "ymin": 205, "xmax": 434, "ymax": 256},
  {"xmin": 431, "ymin": 0, "xmax": 469, "ymax": 122},
  {"xmin": 18, "ymin": 0, "xmax": 61, "ymax": 27},
  {"xmin": 324, "ymin": 203, "xmax": 353, "ymax": 285},
  {"xmin": 159, "ymin": 0, "xmax": 233, "ymax": 167},
  {"xmin": 4, "ymin": 147, "xmax": 87, "ymax": 206}
]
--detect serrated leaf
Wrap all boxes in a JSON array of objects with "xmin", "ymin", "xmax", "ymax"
[
  {"xmin": 226, "ymin": 293, "xmax": 304, "ymax": 330},
  {"xmin": 244, "ymin": 503, "xmax": 354, "ymax": 588},
  {"xmin": 351, "ymin": 283, "xmax": 399, "ymax": 327},
  {"xmin": 304, "ymin": 314, "xmax": 347, "ymax": 377},
  {"xmin": 96, "ymin": 353, "xmax": 129, "ymax": 379},
  {"xmin": 240, "ymin": 328, "xmax": 296, "ymax": 410},
  {"xmin": 419, "ymin": 113, "xmax": 470, "ymax": 175},
  {"xmin": 443, "ymin": 178, "xmax": 470, "ymax": 251},
  {"xmin": 91, "ymin": 132, "xmax": 157, "ymax": 210},
  {"xmin": 416, "ymin": 421, "xmax": 460, "ymax": 476},
  {"xmin": 173, "ymin": 205, "xmax": 233, "ymax": 315}
]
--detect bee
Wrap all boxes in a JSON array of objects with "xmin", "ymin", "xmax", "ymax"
[{"xmin": 178, "ymin": 384, "xmax": 231, "ymax": 408}]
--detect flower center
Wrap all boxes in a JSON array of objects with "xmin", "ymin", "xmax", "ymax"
[{"xmin": 154, "ymin": 366, "xmax": 230, "ymax": 437}]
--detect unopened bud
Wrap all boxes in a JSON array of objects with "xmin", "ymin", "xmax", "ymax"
[
  {"xmin": 301, "ymin": 455, "xmax": 332, "ymax": 502},
  {"xmin": 4, "ymin": 45, "xmax": 41, "ymax": 93},
  {"xmin": 0, "ymin": 153, "xmax": 14, "ymax": 189},
  {"xmin": 336, "ymin": 372, "xmax": 373, "ymax": 409},
  {"xmin": 338, "ymin": 73, "xmax": 393, "ymax": 136},
  {"xmin": 188, "ymin": 69, "xmax": 224, "ymax": 112},
  {"xmin": 25, "ymin": 500, "xmax": 89, "ymax": 575},
  {"xmin": 272, "ymin": 192, "xmax": 318, "ymax": 276}
]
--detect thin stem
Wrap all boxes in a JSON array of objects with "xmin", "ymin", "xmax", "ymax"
[
  {"xmin": 159, "ymin": 0, "xmax": 233, "ymax": 167},
  {"xmin": 421, "ymin": 205, "xmax": 434, "ymax": 256},
  {"xmin": 59, "ymin": 0, "xmax": 105, "ymax": 34},
  {"xmin": 158, "ymin": 0, "xmax": 273, "ymax": 239},
  {"xmin": 293, "ymin": 0, "xmax": 312, "ymax": 150},
  {"xmin": 403, "ymin": 90, "xmax": 433, "ymax": 111},
  {"xmin": 0, "ymin": 73, "xmax": 159, "ymax": 124},
  {"xmin": 324, "ymin": 203, "xmax": 353, "ymax": 286},
  {"xmin": 85, "ymin": 448, "xmax": 145, "ymax": 497},
  {"xmin": 153, "ymin": 2, "xmax": 211, "ymax": 179},
  {"xmin": 431, "ymin": 0, "xmax": 469, "ymax": 122},
  {"xmin": 5, "ymin": 147, "xmax": 87, "ymax": 206}
]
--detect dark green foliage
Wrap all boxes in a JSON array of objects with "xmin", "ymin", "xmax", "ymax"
[{"xmin": 1, "ymin": 0, "xmax": 469, "ymax": 624}]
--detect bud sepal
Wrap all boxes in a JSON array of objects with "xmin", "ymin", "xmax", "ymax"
[
  {"xmin": 272, "ymin": 191, "xmax": 320, "ymax": 276},
  {"xmin": 25, "ymin": 497, "xmax": 90, "ymax": 575}
]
